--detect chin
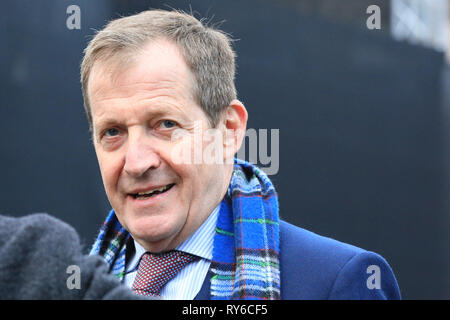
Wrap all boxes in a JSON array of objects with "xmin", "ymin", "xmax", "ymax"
[{"xmin": 128, "ymin": 214, "xmax": 184, "ymax": 250}]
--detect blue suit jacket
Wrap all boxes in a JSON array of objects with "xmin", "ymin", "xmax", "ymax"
[{"xmin": 195, "ymin": 220, "xmax": 401, "ymax": 300}]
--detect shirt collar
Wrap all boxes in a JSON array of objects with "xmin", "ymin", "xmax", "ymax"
[{"xmin": 175, "ymin": 203, "xmax": 219, "ymax": 260}]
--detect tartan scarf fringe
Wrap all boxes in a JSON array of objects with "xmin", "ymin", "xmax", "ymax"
[{"xmin": 90, "ymin": 158, "xmax": 280, "ymax": 300}]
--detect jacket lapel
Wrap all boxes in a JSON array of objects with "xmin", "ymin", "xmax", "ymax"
[{"xmin": 194, "ymin": 270, "xmax": 212, "ymax": 300}]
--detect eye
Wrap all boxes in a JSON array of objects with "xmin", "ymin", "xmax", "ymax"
[
  {"xmin": 159, "ymin": 120, "xmax": 178, "ymax": 129},
  {"xmin": 104, "ymin": 128, "xmax": 120, "ymax": 137}
]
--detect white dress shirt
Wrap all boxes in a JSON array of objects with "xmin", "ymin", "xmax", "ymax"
[{"xmin": 123, "ymin": 204, "xmax": 219, "ymax": 299}]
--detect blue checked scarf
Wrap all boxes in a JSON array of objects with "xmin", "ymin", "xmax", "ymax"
[{"xmin": 90, "ymin": 158, "xmax": 280, "ymax": 300}]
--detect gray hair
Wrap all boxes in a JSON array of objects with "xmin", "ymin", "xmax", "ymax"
[{"xmin": 80, "ymin": 9, "xmax": 237, "ymax": 131}]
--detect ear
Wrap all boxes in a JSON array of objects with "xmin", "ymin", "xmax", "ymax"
[{"xmin": 221, "ymin": 99, "xmax": 248, "ymax": 160}]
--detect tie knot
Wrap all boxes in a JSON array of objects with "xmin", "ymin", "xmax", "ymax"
[{"xmin": 132, "ymin": 250, "xmax": 198, "ymax": 297}]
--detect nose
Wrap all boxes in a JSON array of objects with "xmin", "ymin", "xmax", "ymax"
[{"xmin": 123, "ymin": 130, "xmax": 161, "ymax": 178}]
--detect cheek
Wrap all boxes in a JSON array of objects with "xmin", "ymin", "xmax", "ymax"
[
  {"xmin": 185, "ymin": 164, "xmax": 219, "ymax": 198},
  {"xmin": 96, "ymin": 150, "xmax": 123, "ymax": 193},
  {"xmin": 162, "ymin": 156, "xmax": 199, "ymax": 202}
]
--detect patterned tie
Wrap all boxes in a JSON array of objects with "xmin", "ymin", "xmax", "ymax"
[{"xmin": 132, "ymin": 250, "xmax": 198, "ymax": 297}]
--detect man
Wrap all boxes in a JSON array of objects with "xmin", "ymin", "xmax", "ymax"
[{"xmin": 82, "ymin": 9, "xmax": 401, "ymax": 300}]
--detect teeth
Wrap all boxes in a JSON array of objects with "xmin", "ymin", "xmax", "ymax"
[{"xmin": 137, "ymin": 185, "xmax": 169, "ymax": 196}]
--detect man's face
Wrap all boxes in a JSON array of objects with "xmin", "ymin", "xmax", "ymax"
[{"xmin": 88, "ymin": 39, "xmax": 230, "ymax": 252}]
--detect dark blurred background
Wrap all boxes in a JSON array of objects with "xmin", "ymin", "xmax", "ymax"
[{"xmin": 1, "ymin": 0, "xmax": 449, "ymax": 299}]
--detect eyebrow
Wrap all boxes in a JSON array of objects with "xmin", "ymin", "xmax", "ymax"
[{"xmin": 93, "ymin": 104, "xmax": 186, "ymax": 133}]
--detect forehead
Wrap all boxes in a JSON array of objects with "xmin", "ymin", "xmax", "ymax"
[{"xmin": 88, "ymin": 38, "xmax": 196, "ymax": 107}]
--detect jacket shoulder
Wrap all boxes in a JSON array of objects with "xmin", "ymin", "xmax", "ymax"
[
  {"xmin": 279, "ymin": 220, "xmax": 401, "ymax": 300},
  {"xmin": 280, "ymin": 220, "xmax": 365, "ymax": 260}
]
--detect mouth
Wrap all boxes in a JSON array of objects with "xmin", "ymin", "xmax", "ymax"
[{"xmin": 130, "ymin": 183, "xmax": 175, "ymax": 200}]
